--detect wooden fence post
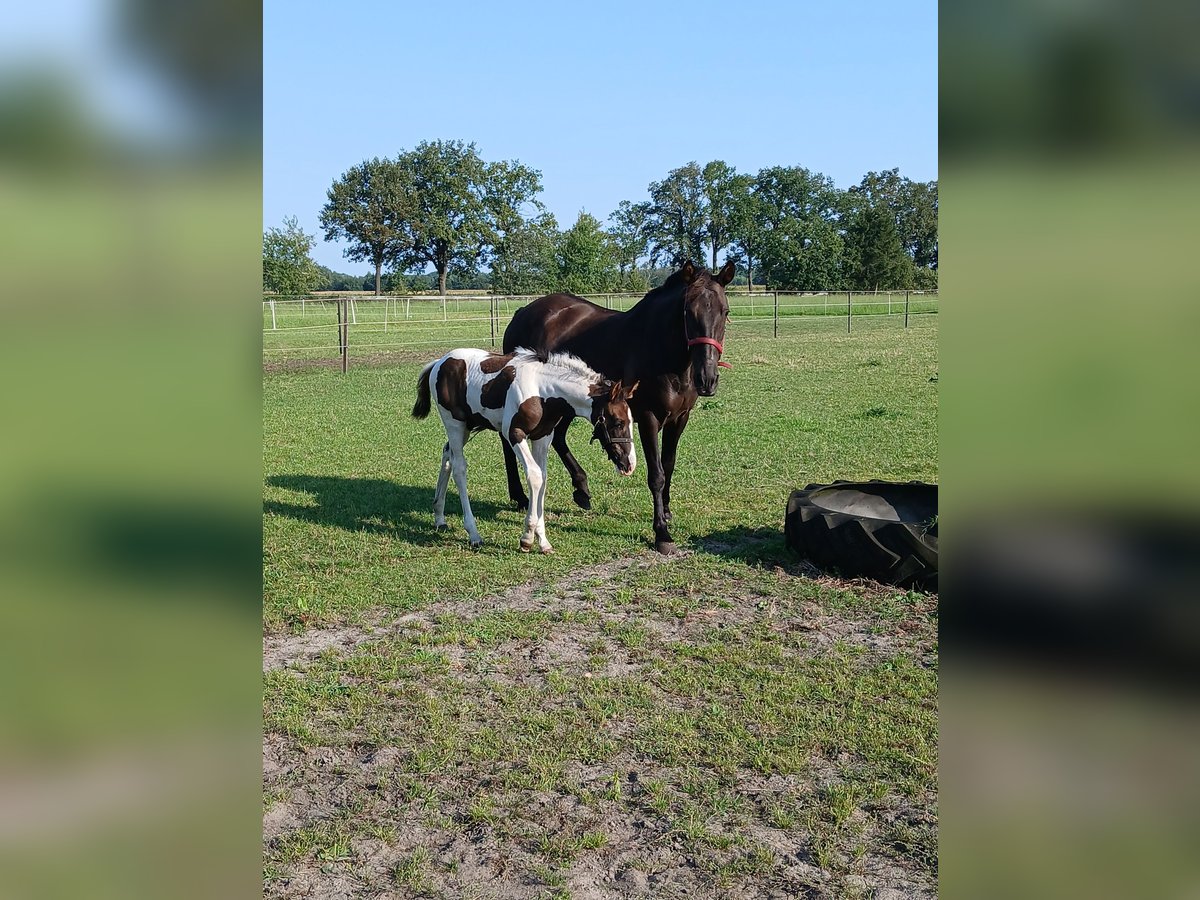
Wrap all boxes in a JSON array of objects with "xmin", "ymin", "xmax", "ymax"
[
  {"xmin": 490, "ymin": 296, "xmax": 496, "ymax": 348},
  {"xmin": 847, "ymin": 291, "xmax": 852, "ymax": 333},
  {"xmin": 904, "ymin": 290, "xmax": 910, "ymax": 328},
  {"xmin": 773, "ymin": 291, "xmax": 779, "ymax": 338},
  {"xmin": 270, "ymin": 299, "xmax": 276, "ymax": 331}
]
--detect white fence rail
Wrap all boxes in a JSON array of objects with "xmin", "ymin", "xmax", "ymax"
[{"xmin": 262, "ymin": 290, "xmax": 938, "ymax": 369}]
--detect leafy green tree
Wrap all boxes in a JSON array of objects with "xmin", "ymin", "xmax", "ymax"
[
  {"xmin": 263, "ymin": 216, "xmax": 323, "ymax": 296},
  {"xmin": 852, "ymin": 169, "xmax": 938, "ymax": 271},
  {"xmin": 748, "ymin": 167, "xmax": 846, "ymax": 290},
  {"xmin": 700, "ymin": 161, "xmax": 751, "ymax": 271},
  {"xmin": 392, "ymin": 140, "xmax": 542, "ymax": 296},
  {"xmin": 492, "ymin": 212, "xmax": 560, "ymax": 295},
  {"xmin": 606, "ymin": 200, "xmax": 652, "ymax": 291},
  {"xmin": 645, "ymin": 162, "xmax": 708, "ymax": 266},
  {"xmin": 557, "ymin": 212, "xmax": 619, "ymax": 295},
  {"xmin": 319, "ymin": 157, "xmax": 408, "ymax": 295},
  {"xmin": 843, "ymin": 202, "xmax": 912, "ymax": 290},
  {"xmin": 644, "ymin": 161, "xmax": 751, "ymax": 271}
]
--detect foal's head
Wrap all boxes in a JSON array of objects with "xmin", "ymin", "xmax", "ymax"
[
  {"xmin": 588, "ymin": 380, "xmax": 638, "ymax": 477},
  {"xmin": 679, "ymin": 260, "xmax": 735, "ymax": 396}
]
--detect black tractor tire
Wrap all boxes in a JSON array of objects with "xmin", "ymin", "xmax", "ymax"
[{"xmin": 785, "ymin": 480, "xmax": 938, "ymax": 592}]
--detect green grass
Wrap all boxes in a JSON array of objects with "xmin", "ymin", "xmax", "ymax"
[
  {"xmin": 263, "ymin": 319, "xmax": 938, "ymax": 897},
  {"xmin": 263, "ymin": 318, "xmax": 937, "ymax": 629},
  {"xmin": 262, "ymin": 291, "xmax": 938, "ymax": 361}
]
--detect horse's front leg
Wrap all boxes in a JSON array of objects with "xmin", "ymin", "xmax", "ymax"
[
  {"xmin": 550, "ymin": 415, "xmax": 591, "ymax": 511},
  {"xmin": 659, "ymin": 411, "xmax": 690, "ymax": 525},
  {"xmin": 502, "ymin": 434, "xmax": 529, "ymax": 511},
  {"xmin": 637, "ymin": 413, "xmax": 674, "ymax": 554}
]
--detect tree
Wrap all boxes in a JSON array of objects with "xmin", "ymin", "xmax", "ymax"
[
  {"xmin": 843, "ymin": 202, "xmax": 912, "ymax": 290},
  {"xmin": 645, "ymin": 162, "xmax": 708, "ymax": 266},
  {"xmin": 700, "ymin": 161, "xmax": 750, "ymax": 271},
  {"xmin": 263, "ymin": 216, "xmax": 323, "ymax": 296},
  {"xmin": 491, "ymin": 212, "xmax": 560, "ymax": 295},
  {"xmin": 557, "ymin": 212, "xmax": 619, "ymax": 295},
  {"xmin": 607, "ymin": 200, "xmax": 652, "ymax": 291},
  {"xmin": 319, "ymin": 158, "xmax": 408, "ymax": 295},
  {"xmin": 392, "ymin": 140, "xmax": 542, "ymax": 296},
  {"xmin": 749, "ymin": 167, "xmax": 846, "ymax": 290},
  {"xmin": 643, "ymin": 160, "xmax": 750, "ymax": 271},
  {"xmin": 852, "ymin": 169, "xmax": 939, "ymax": 271}
]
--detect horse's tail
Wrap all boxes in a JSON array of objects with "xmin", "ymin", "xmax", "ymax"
[{"xmin": 412, "ymin": 360, "xmax": 436, "ymax": 419}]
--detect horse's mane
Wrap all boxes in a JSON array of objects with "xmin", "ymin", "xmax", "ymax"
[{"xmin": 513, "ymin": 348, "xmax": 604, "ymax": 386}]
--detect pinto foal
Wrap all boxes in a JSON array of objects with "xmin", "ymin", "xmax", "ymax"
[{"xmin": 413, "ymin": 349, "xmax": 637, "ymax": 553}]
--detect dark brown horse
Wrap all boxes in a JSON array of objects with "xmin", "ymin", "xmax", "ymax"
[{"xmin": 502, "ymin": 260, "xmax": 734, "ymax": 553}]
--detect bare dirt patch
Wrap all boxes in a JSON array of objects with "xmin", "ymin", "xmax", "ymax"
[{"xmin": 264, "ymin": 553, "xmax": 937, "ymax": 899}]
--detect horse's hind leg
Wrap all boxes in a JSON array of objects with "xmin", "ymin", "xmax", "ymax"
[
  {"xmin": 502, "ymin": 435, "xmax": 529, "ymax": 511},
  {"xmin": 551, "ymin": 416, "xmax": 591, "ymax": 511}
]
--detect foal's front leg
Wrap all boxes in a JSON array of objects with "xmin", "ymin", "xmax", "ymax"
[{"xmin": 512, "ymin": 438, "xmax": 553, "ymax": 554}]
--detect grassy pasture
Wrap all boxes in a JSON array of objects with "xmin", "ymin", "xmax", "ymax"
[
  {"xmin": 262, "ymin": 292, "xmax": 938, "ymax": 362},
  {"xmin": 263, "ymin": 319, "xmax": 938, "ymax": 898}
]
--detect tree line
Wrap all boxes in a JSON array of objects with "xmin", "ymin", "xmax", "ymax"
[{"xmin": 263, "ymin": 141, "xmax": 936, "ymax": 297}]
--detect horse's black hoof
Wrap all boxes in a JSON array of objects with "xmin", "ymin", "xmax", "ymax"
[
  {"xmin": 469, "ymin": 540, "xmax": 483, "ymax": 551},
  {"xmin": 572, "ymin": 488, "xmax": 592, "ymax": 511},
  {"xmin": 435, "ymin": 523, "xmax": 449, "ymax": 532},
  {"xmin": 513, "ymin": 499, "xmax": 529, "ymax": 512},
  {"xmin": 654, "ymin": 540, "xmax": 678, "ymax": 556}
]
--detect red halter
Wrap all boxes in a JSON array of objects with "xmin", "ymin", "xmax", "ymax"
[{"xmin": 687, "ymin": 336, "xmax": 733, "ymax": 369}]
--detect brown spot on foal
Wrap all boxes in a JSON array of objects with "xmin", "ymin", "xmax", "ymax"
[
  {"xmin": 479, "ymin": 352, "xmax": 514, "ymax": 374},
  {"xmin": 436, "ymin": 358, "xmax": 470, "ymax": 422},
  {"xmin": 480, "ymin": 366, "xmax": 516, "ymax": 409},
  {"xmin": 509, "ymin": 395, "xmax": 575, "ymax": 444}
]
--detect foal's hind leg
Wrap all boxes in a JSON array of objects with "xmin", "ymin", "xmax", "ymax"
[
  {"xmin": 550, "ymin": 415, "xmax": 591, "ymax": 511},
  {"xmin": 433, "ymin": 441, "xmax": 452, "ymax": 531}
]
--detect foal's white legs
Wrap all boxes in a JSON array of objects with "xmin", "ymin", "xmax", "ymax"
[
  {"xmin": 512, "ymin": 436, "xmax": 553, "ymax": 554},
  {"xmin": 435, "ymin": 419, "xmax": 483, "ymax": 549},
  {"xmin": 432, "ymin": 441, "xmax": 451, "ymax": 530}
]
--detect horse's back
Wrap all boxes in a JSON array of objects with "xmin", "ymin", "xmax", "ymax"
[{"xmin": 504, "ymin": 293, "xmax": 611, "ymax": 354}]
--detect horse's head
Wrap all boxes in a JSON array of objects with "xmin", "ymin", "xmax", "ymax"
[
  {"xmin": 589, "ymin": 380, "xmax": 638, "ymax": 477},
  {"xmin": 679, "ymin": 260, "xmax": 734, "ymax": 396}
]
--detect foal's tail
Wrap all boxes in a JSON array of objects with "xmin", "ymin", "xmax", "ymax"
[{"xmin": 412, "ymin": 360, "xmax": 436, "ymax": 419}]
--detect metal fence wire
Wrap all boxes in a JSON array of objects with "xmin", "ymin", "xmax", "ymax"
[{"xmin": 262, "ymin": 289, "xmax": 938, "ymax": 368}]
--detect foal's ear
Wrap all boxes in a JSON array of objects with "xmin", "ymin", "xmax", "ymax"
[
  {"xmin": 679, "ymin": 260, "xmax": 697, "ymax": 283},
  {"xmin": 715, "ymin": 260, "xmax": 735, "ymax": 286}
]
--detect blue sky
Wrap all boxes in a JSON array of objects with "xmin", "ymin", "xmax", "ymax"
[{"xmin": 264, "ymin": 0, "xmax": 937, "ymax": 272}]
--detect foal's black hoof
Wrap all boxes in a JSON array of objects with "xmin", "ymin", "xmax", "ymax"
[
  {"xmin": 513, "ymin": 499, "xmax": 529, "ymax": 513},
  {"xmin": 654, "ymin": 540, "xmax": 679, "ymax": 556},
  {"xmin": 572, "ymin": 488, "xmax": 592, "ymax": 511}
]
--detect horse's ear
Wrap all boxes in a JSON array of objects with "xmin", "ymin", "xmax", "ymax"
[
  {"xmin": 715, "ymin": 260, "xmax": 735, "ymax": 286},
  {"xmin": 680, "ymin": 261, "xmax": 697, "ymax": 283},
  {"xmin": 625, "ymin": 380, "xmax": 639, "ymax": 399},
  {"xmin": 609, "ymin": 380, "xmax": 621, "ymax": 401}
]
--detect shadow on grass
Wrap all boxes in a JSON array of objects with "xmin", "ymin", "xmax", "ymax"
[
  {"xmin": 692, "ymin": 524, "xmax": 823, "ymax": 578},
  {"xmin": 264, "ymin": 474, "xmax": 512, "ymax": 544}
]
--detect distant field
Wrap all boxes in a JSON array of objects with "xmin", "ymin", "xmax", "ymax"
[
  {"xmin": 262, "ymin": 291, "xmax": 938, "ymax": 362},
  {"xmin": 263, "ymin": 319, "xmax": 938, "ymax": 898}
]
